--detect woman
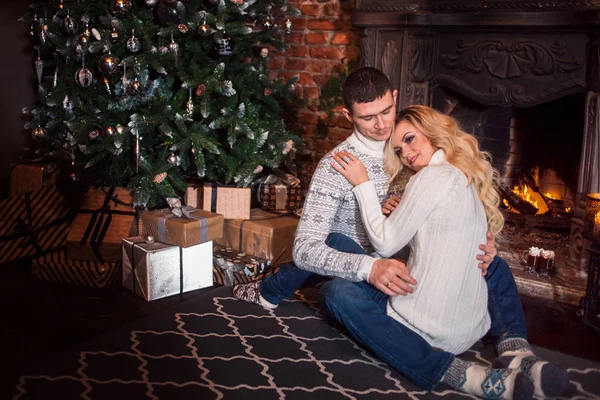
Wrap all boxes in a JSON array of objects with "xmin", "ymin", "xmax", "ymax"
[{"xmin": 325, "ymin": 105, "xmax": 534, "ymax": 399}]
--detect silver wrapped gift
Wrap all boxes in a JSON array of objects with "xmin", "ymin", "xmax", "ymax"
[{"xmin": 122, "ymin": 236, "xmax": 213, "ymax": 301}]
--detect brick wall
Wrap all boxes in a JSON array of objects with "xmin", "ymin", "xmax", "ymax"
[{"xmin": 269, "ymin": 0, "xmax": 360, "ymax": 187}]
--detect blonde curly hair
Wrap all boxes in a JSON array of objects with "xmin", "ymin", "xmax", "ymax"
[{"xmin": 384, "ymin": 105, "xmax": 504, "ymax": 238}]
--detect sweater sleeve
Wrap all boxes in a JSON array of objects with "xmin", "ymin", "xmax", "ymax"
[
  {"xmin": 292, "ymin": 157, "xmax": 376, "ymax": 281},
  {"xmin": 352, "ymin": 165, "xmax": 462, "ymax": 258}
]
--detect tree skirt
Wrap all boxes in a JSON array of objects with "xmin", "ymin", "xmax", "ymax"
[{"xmin": 12, "ymin": 286, "xmax": 600, "ymax": 399}]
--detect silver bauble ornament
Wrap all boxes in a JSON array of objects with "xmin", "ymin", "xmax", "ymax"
[
  {"xmin": 126, "ymin": 35, "xmax": 141, "ymax": 52},
  {"xmin": 98, "ymin": 54, "xmax": 120, "ymax": 75},
  {"xmin": 62, "ymin": 16, "xmax": 78, "ymax": 35},
  {"xmin": 32, "ymin": 126, "xmax": 46, "ymax": 138},
  {"xmin": 214, "ymin": 33, "xmax": 234, "ymax": 56},
  {"xmin": 75, "ymin": 68, "xmax": 93, "ymax": 87},
  {"xmin": 167, "ymin": 152, "xmax": 177, "ymax": 164},
  {"xmin": 128, "ymin": 78, "xmax": 143, "ymax": 94},
  {"xmin": 109, "ymin": 27, "xmax": 120, "ymax": 43},
  {"xmin": 144, "ymin": 234, "xmax": 155, "ymax": 244},
  {"xmin": 103, "ymin": 126, "xmax": 117, "ymax": 136},
  {"xmin": 111, "ymin": 0, "xmax": 133, "ymax": 17}
]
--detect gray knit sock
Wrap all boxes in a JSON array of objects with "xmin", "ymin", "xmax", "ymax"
[
  {"xmin": 493, "ymin": 339, "xmax": 567, "ymax": 398},
  {"xmin": 442, "ymin": 358, "xmax": 534, "ymax": 400}
]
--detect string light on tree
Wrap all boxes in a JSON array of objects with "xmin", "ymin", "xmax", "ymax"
[
  {"xmin": 32, "ymin": 126, "xmax": 46, "ymax": 138},
  {"xmin": 103, "ymin": 126, "xmax": 117, "ymax": 136}
]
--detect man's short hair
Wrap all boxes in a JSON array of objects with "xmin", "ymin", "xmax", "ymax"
[{"xmin": 342, "ymin": 67, "xmax": 393, "ymax": 114}]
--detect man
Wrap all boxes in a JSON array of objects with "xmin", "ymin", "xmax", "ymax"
[{"xmin": 234, "ymin": 67, "xmax": 565, "ymax": 399}]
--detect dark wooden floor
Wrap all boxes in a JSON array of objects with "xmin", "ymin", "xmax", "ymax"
[{"xmin": 2, "ymin": 258, "xmax": 600, "ymax": 398}]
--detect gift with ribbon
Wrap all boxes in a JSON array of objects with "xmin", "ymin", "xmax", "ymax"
[
  {"xmin": 141, "ymin": 198, "xmax": 224, "ymax": 248},
  {"xmin": 213, "ymin": 245, "xmax": 271, "ymax": 286},
  {"xmin": 202, "ymin": 183, "xmax": 251, "ymax": 220},
  {"xmin": 0, "ymin": 184, "xmax": 76, "ymax": 265},
  {"xmin": 66, "ymin": 186, "xmax": 138, "ymax": 263},
  {"xmin": 253, "ymin": 173, "xmax": 303, "ymax": 212},
  {"xmin": 215, "ymin": 208, "xmax": 300, "ymax": 267},
  {"xmin": 32, "ymin": 249, "xmax": 121, "ymax": 288},
  {"xmin": 122, "ymin": 236, "xmax": 214, "ymax": 301}
]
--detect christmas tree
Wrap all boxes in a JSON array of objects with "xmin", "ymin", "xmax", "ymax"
[{"xmin": 22, "ymin": 0, "xmax": 302, "ymax": 208}]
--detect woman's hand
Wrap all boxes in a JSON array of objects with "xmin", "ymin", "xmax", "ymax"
[
  {"xmin": 382, "ymin": 195, "xmax": 401, "ymax": 215},
  {"xmin": 331, "ymin": 151, "xmax": 369, "ymax": 187}
]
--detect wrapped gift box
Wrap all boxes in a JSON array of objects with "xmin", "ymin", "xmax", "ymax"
[
  {"xmin": 212, "ymin": 261, "xmax": 280, "ymax": 287},
  {"xmin": 32, "ymin": 249, "xmax": 121, "ymax": 288},
  {"xmin": 184, "ymin": 184, "xmax": 203, "ymax": 209},
  {"xmin": 0, "ymin": 184, "xmax": 76, "ymax": 264},
  {"xmin": 66, "ymin": 187, "xmax": 138, "ymax": 263},
  {"xmin": 141, "ymin": 206, "xmax": 224, "ymax": 248},
  {"xmin": 122, "ymin": 237, "xmax": 214, "ymax": 301},
  {"xmin": 215, "ymin": 209, "xmax": 299, "ymax": 266},
  {"xmin": 203, "ymin": 184, "xmax": 251, "ymax": 220},
  {"xmin": 10, "ymin": 161, "xmax": 57, "ymax": 197},
  {"xmin": 258, "ymin": 183, "xmax": 303, "ymax": 212},
  {"xmin": 213, "ymin": 245, "xmax": 271, "ymax": 286}
]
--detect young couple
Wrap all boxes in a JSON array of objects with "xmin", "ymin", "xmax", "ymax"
[{"xmin": 233, "ymin": 68, "xmax": 567, "ymax": 400}]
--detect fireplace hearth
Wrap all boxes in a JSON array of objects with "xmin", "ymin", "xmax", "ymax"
[{"xmin": 353, "ymin": 0, "xmax": 600, "ymax": 304}]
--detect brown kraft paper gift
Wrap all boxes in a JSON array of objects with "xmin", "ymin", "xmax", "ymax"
[
  {"xmin": 215, "ymin": 208, "xmax": 299, "ymax": 266},
  {"xmin": 10, "ymin": 161, "xmax": 58, "ymax": 197},
  {"xmin": 203, "ymin": 183, "xmax": 251, "ymax": 220}
]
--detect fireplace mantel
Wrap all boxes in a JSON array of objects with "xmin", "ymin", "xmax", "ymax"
[{"xmin": 352, "ymin": 2, "xmax": 600, "ymax": 304}]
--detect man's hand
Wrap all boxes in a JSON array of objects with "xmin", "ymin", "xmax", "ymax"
[
  {"xmin": 382, "ymin": 195, "xmax": 401, "ymax": 215},
  {"xmin": 476, "ymin": 232, "xmax": 497, "ymax": 276},
  {"xmin": 369, "ymin": 258, "xmax": 417, "ymax": 296}
]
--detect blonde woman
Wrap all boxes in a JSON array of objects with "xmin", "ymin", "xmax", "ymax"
[{"xmin": 324, "ymin": 105, "xmax": 566, "ymax": 399}]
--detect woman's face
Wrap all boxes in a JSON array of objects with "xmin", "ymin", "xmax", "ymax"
[{"xmin": 392, "ymin": 120, "xmax": 436, "ymax": 172}]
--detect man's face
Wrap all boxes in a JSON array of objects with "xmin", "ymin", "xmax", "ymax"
[{"xmin": 342, "ymin": 90, "xmax": 398, "ymax": 142}]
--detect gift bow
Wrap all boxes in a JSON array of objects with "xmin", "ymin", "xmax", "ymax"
[
  {"xmin": 166, "ymin": 197, "xmax": 196, "ymax": 218},
  {"xmin": 259, "ymin": 173, "xmax": 300, "ymax": 188}
]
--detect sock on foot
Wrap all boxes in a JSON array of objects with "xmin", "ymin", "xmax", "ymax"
[
  {"xmin": 232, "ymin": 281, "xmax": 278, "ymax": 309},
  {"xmin": 494, "ymin": 338, "xmax": 568, "ymax": 398},
  {"xmin": 442, "ymin": 358, "xmax": 534, "ymax": 400},
  {"xmin": 493, "ymin": 353, "xmax": 568, "ymax": 398}
]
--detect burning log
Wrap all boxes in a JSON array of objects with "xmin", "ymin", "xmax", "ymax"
[
  {"xmin": 518, "ymin": 170, "xmax": 562, "ymax": 215},
  {"xmin": 498, "ymin": 182, "xmax": 538, "ymax": 215}
]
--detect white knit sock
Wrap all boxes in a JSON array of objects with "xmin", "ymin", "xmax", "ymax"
[{"xmin": 442, "ymin": 358, "xmax": 533, "ymax": 400}]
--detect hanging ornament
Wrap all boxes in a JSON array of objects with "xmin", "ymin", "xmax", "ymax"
[
  {"xmin": 129, "ymin": 77, "xmax": 143, "ymax": 94},
  {"xmin": 214, "ymin": 32, "xmax": 234, "ymax": 56},
  {"xmin": 196, "ymin": 83, "xmax": 206, "ymax": 96},
  {"xmin": 53, "ymin": 65, "xmax": 59, "ymax": 88},
  {"xmin": 103, "ymin": 76, "xmax": 112, "ymax": 94},
  {"xmin": 39, "ymin": 20, "xmax": 48, "ymax": 45},
  {"xmin": 34, "ymin": 49, "xmax": 43, "ymax": 84},
  {"xmin": 133, "ymin": 127, "xmax": 140, "ymax": 173},
  {"xmin": 78, "ymin": 33, "xmax": 90, "ymax": 46},
  {"xmin": 264, "ymin": 88, "xmax": 272, "ymax": 96},
  {"xmin": 109, "ymin": 23, "xmax": 120, "ymax": 43},
  {"xmin": 58, "ymin": 0, "xmax": 64, "ymax": 10},
  {"xmin": 144, "ymin": 234, "xmax": 155, "ymax": 244},
  {"xmin": 263, "ymin": 18, "xmax": 273, "ymax": 31},
  {"xmin": 168, "ymin": 33, "xmax": 180, "ymax": 66},
  {"xmin": 285, "ymin": 19, "xmax": 292, "ymax": 34},
  {"xmin": 98, "ymin": 53, "xmax": 120, "ymax": 75},
  {"xmin": 156, "ymin": 0, "xmax": 180, "ymax": 26},
  {"xmin": 62, "ymin": 95, "xmax": 73, "ymax": 110},
  {"xmin": 62, "ymin": 14, "xmax": 78, "ymax": 35},
  {"xmin": 111, "ymin": 0, "xmax": 133, "ymax": 17},
  {"xmin": 199, "ymin": 21, "xmax": 210, "ymax": 36},
  {"xmin": 91, "ymin": 28, "xmax": 101, "ymax": 41},
  {"xmin": 167, "ymin": 152, "xmax": 177, "ymax": 165},
  {"xmin": 89, "ymin": 130, "xmax": 100, "ymax": 139},
  {"xmin": 260, "ymin": 47, "xmax": 268, "ymax": 58},
  {"xmin": 126, "ymin": 29, "xmax": 141, "ymax": 52},
  {"xmin": 154, "ymin": 172, "xmax": 167, "ymax": 184},
  {"xmin": 145, "ymin": 0, "xmax": 158, "ymax": 6},
  {"xmin": 32, "ymin": 126, "xmax": 46, "ymax": 138},
  {"xmin": 82, "ymin": 22, "xmax": 91, "ymax": 38},
  {"xmin": 75, "ymin": 67, "xmax": 93, "ymax": 87},
  {"xmin": 103, "ymin": 126, "xmax": 117, "ymax": 136},
  {"xmin": 178, "ymin": 24, "xmax": 189, "ymax": 33},
  {"xmin": 185, "ymin": 89, "xmax": 193, "ymax": 117}
]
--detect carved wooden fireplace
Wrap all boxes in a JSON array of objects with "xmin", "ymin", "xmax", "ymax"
[{"xmin": 353, "ymin": 0, "xmax": 600, "ymax": 304}]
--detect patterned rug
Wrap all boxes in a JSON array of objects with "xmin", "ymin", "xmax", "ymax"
[{"xmin": 12, "ymin": 285, "xmax": 600, "ymax": 399}]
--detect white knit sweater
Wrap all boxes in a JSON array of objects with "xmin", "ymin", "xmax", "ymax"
[
  {"xmin": 352, "ymin": 150, "xmax": 491, "ymax": 354},
  {"xmin": 292, "ymin": 130, "xmax": 402, "ymax": 281}
]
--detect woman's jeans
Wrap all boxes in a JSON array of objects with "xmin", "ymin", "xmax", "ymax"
[{"xmin": 259, "ymin": 233, "xmax": 527, "ymax": 390}]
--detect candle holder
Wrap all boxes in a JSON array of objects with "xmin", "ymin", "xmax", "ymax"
[
  {"xmin": 582, "ymin": 240, "xmax": 600, "ymax": 333},
  {"xmin": 583, "ymin": 193, "xmax": 600, "ymax": 241}
]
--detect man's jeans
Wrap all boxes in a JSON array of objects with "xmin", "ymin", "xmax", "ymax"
[{"xmin": 259, "ymin": 233, "xmax": 527, "ymax": 389}]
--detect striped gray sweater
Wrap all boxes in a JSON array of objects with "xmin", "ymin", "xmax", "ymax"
[{"xmin": 292, "ymin": 130, "xmax": 400, "ymax": 281}]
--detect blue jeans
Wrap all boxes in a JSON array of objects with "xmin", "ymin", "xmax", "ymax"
[{"xmin": 260, "ymin": 234, "xmax": 527, "ymax": 389}]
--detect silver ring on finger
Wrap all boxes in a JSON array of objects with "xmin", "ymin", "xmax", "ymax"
[{"xmin": 343, "ymin": 156, "xmax": 351, "ymax": 163}]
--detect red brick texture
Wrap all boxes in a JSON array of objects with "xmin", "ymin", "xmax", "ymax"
[{"xmin": 270, "ymin": 0, "xmax": 360, "ymax": 186}]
